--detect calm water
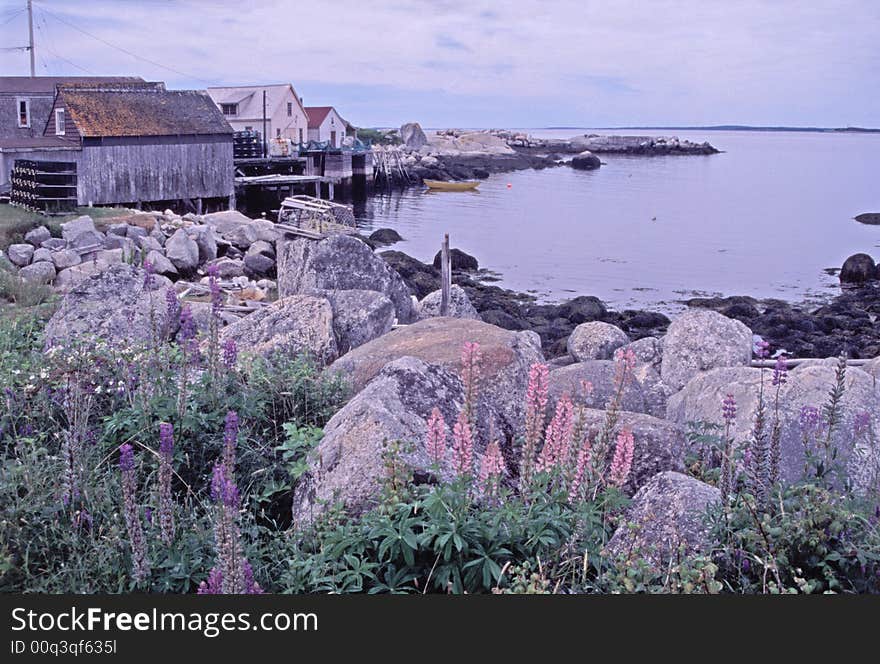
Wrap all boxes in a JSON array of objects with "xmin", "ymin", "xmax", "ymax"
[{"xmin": 354, "ymin": 129, "xmax": 880, "ymax": 312}]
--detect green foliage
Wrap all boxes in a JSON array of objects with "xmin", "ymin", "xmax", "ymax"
[
  {"xmin": 354, "ymin": 127, "xmax": 401, "ymax": 146},
  {"xmin": 0, "ymin": 256, "xmax": 55, "ymax": 307}
]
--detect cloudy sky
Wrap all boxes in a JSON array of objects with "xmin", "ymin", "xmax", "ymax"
[{"xmin": 1, "ymin": 0, "xmax": 878, "ymax": 128}]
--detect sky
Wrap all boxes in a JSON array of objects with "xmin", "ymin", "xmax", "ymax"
[{"xmin": 1, "ymin": 0, "xmax": 878, "ymax": 128}]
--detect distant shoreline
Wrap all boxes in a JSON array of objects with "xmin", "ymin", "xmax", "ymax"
[{"xmin": 542, "ymin": 125, "xmax": 880, "ymax": 134}]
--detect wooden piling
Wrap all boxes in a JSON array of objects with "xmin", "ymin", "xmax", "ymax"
[{"xmin": 440, "ymin": 234, "xmax": 451, "ymax": 316}]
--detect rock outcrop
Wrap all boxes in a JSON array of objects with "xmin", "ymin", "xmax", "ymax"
[
  {"xmin": 567, "ymin": 321, "xmax": 629, "ymax": 361},
  {"xmin": 417, "ymin": 285, "xmax": 481, "ymax": 321}
]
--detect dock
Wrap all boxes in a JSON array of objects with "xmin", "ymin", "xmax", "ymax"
[{"xmin": 234, "ymin": 173, "xmax": 342, "ymax": 200}]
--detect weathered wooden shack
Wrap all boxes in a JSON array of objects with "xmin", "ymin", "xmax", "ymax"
[{"xmin": 5, "ymin": 81, "xmax": 235, "ymax": 210}]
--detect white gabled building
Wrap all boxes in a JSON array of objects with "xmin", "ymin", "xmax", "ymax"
[
  {"xmin": 304, "ymin": 106, "xmax": 349, "ymax": 148},
  {"xmin": 206, "ymin": 83, "xmax": 309, "ymax": 144}
]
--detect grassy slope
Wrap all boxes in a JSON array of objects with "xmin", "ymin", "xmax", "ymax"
[{"xmin": 0, "ymin": 204, "xmax": 133, "ymax": 249}]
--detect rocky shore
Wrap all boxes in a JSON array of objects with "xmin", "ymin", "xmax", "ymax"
[{"xmin": 388, "ymin": 123, "xmax": 719, "ymax": 183}]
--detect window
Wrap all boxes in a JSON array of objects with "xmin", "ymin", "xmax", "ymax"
[
  {"xmin": 221, "ymin": 103, "xmax": 237, "ymax": 116},
  {"xmin": 299, "ymin": 128, "xmax": 303, "ymax": 143},
  {"xmin": 245, "ymin": 126, "xmax": 253, "ymax": 131},
  {"xmin": 55, "ymin": 109, "xmax": 65, "ymax": 136},
  {"xmin": 276, "ymin": 128, "xmax": 281, "ymax": 138},
  {"xmin": 16, "ymin": 98, "xmax": 30, "ymax": 128},
  {"xmin": 287, "ymin": 102, "xmax": 292, "ymax": 117}
]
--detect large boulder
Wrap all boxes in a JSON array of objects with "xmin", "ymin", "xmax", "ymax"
[
  {"xmin": 400, "ymin": 122, "xmax": 428, "ymax": 149},
  {"xmin": 18, "ymin": 260, "xmax": 56, "ymax": 284},
  {"xmin": 840, "ymin": 253, "xmax": 876, "ymax": 284},
  {"xmin": 7, "ymin": 244, "xmax": 34, "ymax": 267},
  {"xmin": 24, "ymin": 226, "xmax": 52, "ymax": 247},
  {"xmin": 661, "ymin": 309, "xmax": 752, "ymax": 392},
  {"xmin": 575, "ymin": 409, "xmax": 687, "ymax": 494},
  {"xmin": 146, "ymin": 250, "xmax": 178, "ymax": 278},
  {"xmin": 278, "ymin": 235, "xmax": 416, "ymax": 323},
  {"xmin": 185, "ymin": 225, "xmax": 218, "ymax": 263},
  {"xmin": 570, "ymin": 150, "xmax": 601, "ymax": 170},
  {"xmin": 292, "ymin": 357, "xmax": 467, "ymax": 523},
  {"xmin": 548, "ymin": 360, "xmax": 657, "ymax": 416},
  {"xmin": 557, "ymin": 295, "xmax": 607, "ymax": 324},
  {"xmin": 202, "ymin": 210, "xmax": 255, "ymax": 236},
  {"xmin": 369, "ymin": 228, "xmax": 404, "ymax": 245},
  {"xmin": 432, "ymin": 248, "xmax": 479, "ymax": 272},
  {"xmin": 605, "ymin": 472, "xmax": 720, "ymax": 568},
  {"xmin": 164, "ymin": 228, "xmax": 199, "ymax": 273},
  {"xmin": 380, "ymin": 250, "xmax": 440, "ymax": 299},
  {"xmin": 567, "ymin": 321, "xmax": 629, "ymax": 361},
  {"xmin": 51, "ymin": 249, "xmax": 81, "ymax": 271},
  {"xmin": 219, "ymin": 294, "xmax": 338, "ymax": 364},
  {"xmin": 44, "ymin": 264, "xmax": 175, "ymax": 348},
  {"xmin": 328, "ymin": 317, "xmax": 544, "ymax": 443},
  {"xmin": 418, "ymin": 285, "xmax": 480, "ymax": 321},
  {"xmin": 320, "ymin": 289, "xmax": 396, "ymax": 355},
  {"xmin": 60, "ymin": 215, "xmax": 97, "ymax": 243},
  {"xmin": 666, "ymin": 363, "xmax": 880, "ymax": 493}
]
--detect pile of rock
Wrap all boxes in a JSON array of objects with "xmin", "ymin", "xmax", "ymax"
[{"xmin": 3, "ymin": 208, "xmax": 282, "ymax": 294}]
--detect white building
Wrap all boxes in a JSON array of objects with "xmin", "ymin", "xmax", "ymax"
[
  {"xmin": 304, "ymin": 106, "xmax": 349, "ymax": 147},
  {"xmin": 206, "ymin": 83, "xmax": 308, "ymax": 144}
]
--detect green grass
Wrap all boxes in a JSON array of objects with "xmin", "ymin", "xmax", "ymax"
[{"xmin": 0, "ymin": 204, "xmax": 133, "ymax": 249}]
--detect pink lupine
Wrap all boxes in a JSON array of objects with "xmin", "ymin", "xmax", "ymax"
[
  {"xmin": 568, "ymin": 438, "xmax": 592, "ymax": 503},
  {"xmin": 451, "ymin": 411, "xmax": 475, "ymax": 478},
  {"xmin": 425, "ymin": 407, "xmax": 447, "ymax": 466},
  {"xmin": 612, "ymin": 347, "xmax": 637, "ymax": 393},
  {"xmin": 521, "ymin": 362, "xmax": 550, "ymax": 487},
  {"xmin": 479, "ymin": 440, "xmax": 506, "ymax": 496},
  {"xmin": 608, "ymin": 429, "xmax": 634, "ymax": 488},
  {"xmin": 537, "ymin": 394, "xmax": 574, "ymax": 472},
  {"xmin": 460, "ymin": 341, "xmax": 481, "ymax": 423}
]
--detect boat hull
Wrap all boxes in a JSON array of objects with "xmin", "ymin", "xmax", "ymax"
[{"xmin": 423, "ymin": 179, "xmax": 480, "ymax": 191}]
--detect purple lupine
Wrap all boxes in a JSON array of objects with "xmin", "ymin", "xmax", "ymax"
[
  {"xmin": 854, "ymin": 411, "xmax": 871, "ymax": 438},
  {"xmin": 754, "ymin": 339, "xmax": 770, "ymax": 359},
  {"xmin": 178, "ymin": 305, "xmax": 197, "ymax": 342},
  {"xmin": 119, "ymin": 444, "xmax": 149, "ymax": 583},
  {"xmin": 165, "ymin": 287, "xmax": 181, "ymax": 321},
  {"xmin": 722, "ymin": 394, "xmax": 737, "ymax": 422},
  {"xmin": 800, "ymin": 405, "xmax": 820, "ymax": 431},
  {"xmin": 158, "ymin": 422, "xmax": 175, "ymax": 544},
  {"xmin": 143, "ymin": 260, "xmax": 155, "ymax": 289},
  {"xmin": 772, "ymin": 355, "xmax": 788, "ymax": 387},
  {"xmin": 221, "ymin": 338, "xmax": 238, "ymax": 371}
]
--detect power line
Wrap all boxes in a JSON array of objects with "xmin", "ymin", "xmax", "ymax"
[
  {"xmin": 0, "ymin": 7, "xmax": 24, "ymax": 26},
  {"xmin": 35, "ymin": 12, "xmax": 96, "ymax": 74},
  {"xmin": 33, "ymin": 2, "xmax": 220, "ymax": 85}
]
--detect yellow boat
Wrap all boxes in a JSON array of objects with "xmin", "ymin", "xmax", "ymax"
[{"xmin": 423, "ymin": 179, "xmax": 480, "ymax": 191}]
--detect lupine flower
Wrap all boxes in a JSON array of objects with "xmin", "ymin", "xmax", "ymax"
[
  {"xmin": 479, "ymin": 440, "xmax": 506, "ymax": 496},
  {"xmin": 211, "ymin": 460, "xmax": 240, "ymax": 509},
  {"xmin": 451, "ymin": 411, "xmax": 474, "ymax": 479},
  {"xmin": 722, "ymin": 394, "xmax": 737, "ymax": 422},
  {"xmin": 608, "ymin": 429, "xmax": 634, "ymax": 488},
  {"xmin": 119, "ymin": 444, "xmax": 149, "ymax": 583},
  {"xmin": 772, "ymin": 355, "xmax": 788, "ymax": 386},
  {"xmin": 580, "ymin": 380, "xmax": 594, "ymax": 402},
  {"xmin": 165, "ymin": 287, "xmax": 180, "ymax": 321},
  {"xmin": 754, "ymin": 339, "xmax": 770, "ymax": 359},
  {"xmin": 521, "ymin": 362, "xmax": 550, "ymax": 487},
  {"xmin": 143, "ymin": 260, "xmax": 155, "ymax": 289},
  {"xmin": 221, "ymin": 338, "xmax": 238, "ymax": 370},
  {"xmin": 425, "ymin": 407, "xmax": 447, "ymax": 466},
  {"xmin": 178, "ymin": 305, "xmax": 197, "ymax": 341},
  {"xmin": 800, "ymin": 405, "xmax": 820, "ymax": 431},
  {"xmin": 158, "ymin": 422, "xmax": 175, "ymax": 544},
  {"xmin": 222, "ymin": 410, "xmax": 239, "ymax": 473},
  {"xmin": 854, "ymin": 411, "xmax": 871, "ymax": 438},
  {"xmin": 537, "ymin": 394, "xmax": 574, "ymax": 472},
  {"xmin": 568, "ymin": 438, "xmax": 592, "ymax": 503}
]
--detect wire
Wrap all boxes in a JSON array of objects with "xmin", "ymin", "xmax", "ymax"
[
  {"xmin": 35, "ymin": 12, "xmax": 97, "ymax": 74},
  {"xmin": 33, "ymin": 2, "xmax": 220, "ymax": 85},
  {"xmin": 0, "ymin": 7, "xmax": 24, "ymax": 26}
]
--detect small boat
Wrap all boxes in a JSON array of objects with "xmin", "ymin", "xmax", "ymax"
[{"xmin": 423, "ymin": 179, "xmax": 480, "ymax": 191}]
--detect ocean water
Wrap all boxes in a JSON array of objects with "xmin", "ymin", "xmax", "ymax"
[{"xmin": 353, "ymin": 129, "xmax": 880, "ymax": 313}]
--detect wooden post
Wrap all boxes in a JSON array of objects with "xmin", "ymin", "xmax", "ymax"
[
  {"xmin": 328, "ymin": 181, "xmax": 335, "ymax": 200},
  {"xmin": 440, "ymin": 233, "xmax": 451, "ymax": 316},
  {"xmin": 196, "ymin": 198, "xmax": 203, "ymax": 216},
  {"xmin": 315, "ymin": 181, "xmax": 321, "ymax": 199}
]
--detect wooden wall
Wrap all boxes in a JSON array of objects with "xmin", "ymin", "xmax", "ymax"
[{"xmin": 78, "ymin": 135, "xmax": 233, "ymax": 205}]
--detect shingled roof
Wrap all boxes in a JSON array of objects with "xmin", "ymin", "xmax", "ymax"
[
  {"xmin": 0, "ymin": 76, "xmax": 144, "ymax": 95},
  {"xmin": 58, "ymin": 84, "xmax": 233, "ymax": 138}
]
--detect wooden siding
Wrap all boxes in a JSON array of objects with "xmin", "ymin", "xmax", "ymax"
[{"xmin": 77, "ymin": 137, "xmax": 233, "ymax": 205}]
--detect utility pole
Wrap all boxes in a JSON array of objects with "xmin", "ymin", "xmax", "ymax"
[{"xmin": 27, "ymin": 0, "xmax": 35, "ymax": 76}]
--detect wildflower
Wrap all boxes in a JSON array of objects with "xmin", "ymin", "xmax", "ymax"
[
  {"xmin": 608, "ymin": 429, "xmax": 634, "ymax": 488},
  {"xmin": 722, "ymin": 394, "xmax": 737, "ymax": 422},
  {"xmin": 479, "ymin": 440, "xmax": 506, "ymax": 496},
  {"xmin": 800, "ymin": 405, "xmax": 820, "ymax": 431},
  {"xmin": 211, "ymin": 460, "xmax": 240, "ymax": 509},
  {"xmin": 178, "ymin": 305, "xmax": 197, "ymax": 342},
  {"xmin": 143, "ymin": 260, "xmax": 155, "ymax": 289},
  {"xmin": 119, "ymin": 444, "xmax": 149, "ymax": 583},
  {"xmin": 568, "ymin": 437, "xmax": 592, "ymax": 503},
  {"xmin": 451, "ymin": 411, "xmax": 475, "ymax": 479},
  {"xmin": 537, "ymin": 394, "xmax": 574, "ymax": 472},
  {"xmin": 165, "ymin": 287, "xmax": 180, "ymax": 321},
  {"xmin": 854, "ymin": 411, "xmax": 871, "ymax": 438},
  {"xmin": 425, "ymin": 407, "xmax": 447, "ymax": 466},
  {"xmin": 521, "ymin": 362, "xmax": 550, "ymax": 488},
  {"xmin": 754, "ymin": 338, "xmax": 770, "ymax": 359},
  {"xmin": 158, "ymin": 422, "xmax": 175, "ymax": 544},
  {"xmin": 772, "ymin": 355, "xmax": 788, "ymax": 386},
  {"xmin": 221, "ymin": 338, "xmax": 238, "ymax": 370}
]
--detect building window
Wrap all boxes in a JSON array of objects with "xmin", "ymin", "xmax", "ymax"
[
  {"xmin": 299, "ymin": 128, "xmax": 304, "ymax": 143},
  {"xmin": 55, "ymin": 109, "xmax": 65, "ymax": 136},
  {"xmin": 276, "ymin": 128, "xmax": 281, "ymax": 138},
  {"xmin": 16, "ymin": 98, "xmax": 30, "ymax": 127},
  {"xmin": 245, "ymin": 126, "xmax": 253, "ymax": 131},
  {"xmin": 287, "ymin": 102, "xmax": 292, "ymax": 117},
  {"xmin": 221, "ymin": 103, "xmax": 237, "ymax": 116}
]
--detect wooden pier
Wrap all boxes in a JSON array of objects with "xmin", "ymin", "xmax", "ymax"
[{"xmin": 234, "ymin": 173, "xmax": 342, "ymax": 200}]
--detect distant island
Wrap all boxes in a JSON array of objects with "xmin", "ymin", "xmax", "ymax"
[{"xmin": 547, "ymin": 125, "xmax": 880, "ymax": 133}]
